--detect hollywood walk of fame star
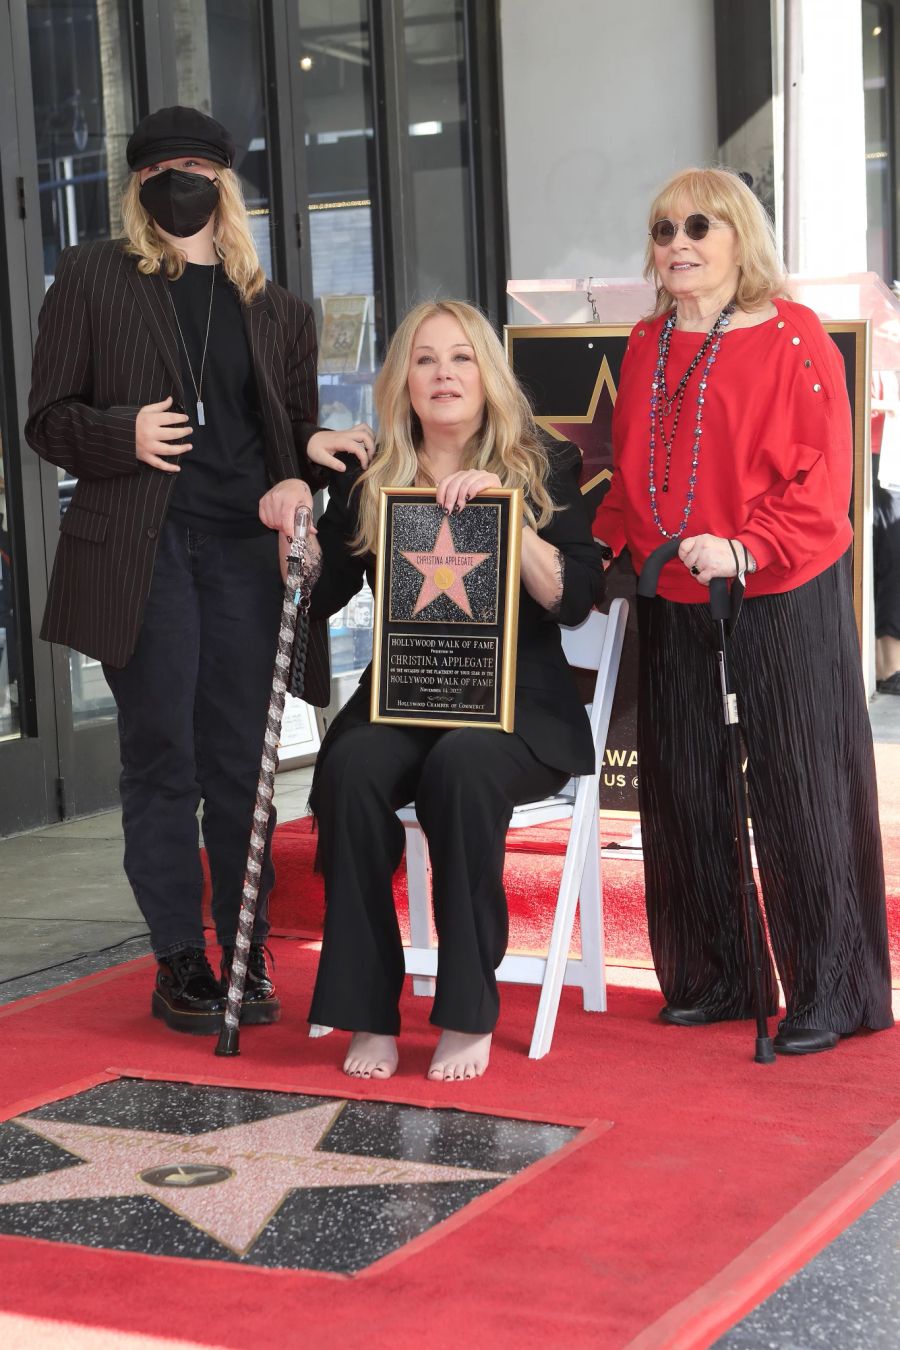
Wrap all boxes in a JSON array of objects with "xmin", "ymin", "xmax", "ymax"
[
  {"xmin": 401, "ymin": 517, "xmax": 490, "ymax": 618},
  {"xmin": 1, "ymin": 1103, "xmax": 506, "ymax": 1257},
  {"xmin": 536, "ymin": 354, "xmax": 618, "ymax": 497}
]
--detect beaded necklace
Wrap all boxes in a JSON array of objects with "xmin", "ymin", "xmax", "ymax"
[{"xmin": 648, "ymin": 301, "xmax": 735, "ymax": 538}]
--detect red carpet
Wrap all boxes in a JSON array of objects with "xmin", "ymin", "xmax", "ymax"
[
  {"xmin": 1, "ymin": 943, "xmax": 899, "ymax": 1349},
  {"xmin": 224, "ymin": 738, "xmax": 900, "ymax": 981},
  {"xmin": 236, "ymin": 815, "xmax": 649, "ymax": 965}
]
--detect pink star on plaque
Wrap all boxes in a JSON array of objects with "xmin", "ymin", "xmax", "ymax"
[
  {"xmin": 2, "ymin": 1104, "xmax": 504, "ymax": 1257},
  {"xmin": 401, "ymin": 517, "xmax": 490, "ymax": 618}
]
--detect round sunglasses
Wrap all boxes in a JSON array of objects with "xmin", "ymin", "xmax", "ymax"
[{"xmin": 650, "ymin": 214, "xmax": 728, "ymax": 244}]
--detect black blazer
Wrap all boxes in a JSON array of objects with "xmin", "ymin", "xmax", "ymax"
[
  {"xmin": 25, "ymin": 239, "xmax": 330, "ymax": 702},
  {"xmin": 309, "ymin": 440, "xmax": 606, "ymax": 777}
]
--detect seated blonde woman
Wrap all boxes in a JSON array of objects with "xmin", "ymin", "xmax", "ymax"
[{"xmin": 299, "ymin": 300, "xmax": 606, "ymax": 1081}]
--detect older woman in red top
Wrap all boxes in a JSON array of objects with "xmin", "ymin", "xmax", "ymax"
[{"xmin": 594, "ymin": 167, "xmax": 892, "ymax": 1055}]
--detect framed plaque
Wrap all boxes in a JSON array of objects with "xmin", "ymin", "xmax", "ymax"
[{"xmin": 370, "ymin": 488, "xmax": 522, "ymax": 730}]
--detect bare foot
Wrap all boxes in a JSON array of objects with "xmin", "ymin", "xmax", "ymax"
[
  {"xmin": 343, "ymin": 1032, "xmax": 398, "ymax": 1079},
  {"xmin": 428, "ymin": 1030, "xmax": 492, "ymax": 1081}
]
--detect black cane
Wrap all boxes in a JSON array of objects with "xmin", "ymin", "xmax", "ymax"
[
  {"xmin": 635, "ymin": 537, "xmax": 683, "ymax": 599},
  {"xmin": 215, "ymin": 505, "xmax": 313, "ymax": 1057},
  {"xmin": 707, "ymin": 576, "xmax": 775, "ymax": 1064},
  {"xmin": 637, "ymin": 539, "xmax": 776, "ymax": 1065}
]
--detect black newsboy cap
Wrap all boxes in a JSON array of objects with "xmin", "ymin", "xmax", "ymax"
[{"xmin": 126, "ymin": 105, "xmax": 235, "ymax": 171}]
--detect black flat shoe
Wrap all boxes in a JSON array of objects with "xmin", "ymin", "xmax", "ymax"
[
  {"xmin": 659, "ymin": 1005, "xmax": 723, "ymax": 1026},
  {"xmin": 220, "ymin": 943, "xmax": 281, "ymax": 1025},
  {"xmin": 152, "ymin": 948, "xmax": 225, "ymax": 1035},
  {"xmin": 876, "ymin": 672, "xmax": 900, "ymax": 695},
  {"xmin": 774, "ymin": 1027, "xmax": 840, "ymax": 1055}
]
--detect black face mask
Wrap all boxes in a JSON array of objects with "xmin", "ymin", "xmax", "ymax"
[{"xmin": 138, "ymin": 168, "xmax": 219, "ymax": 238}]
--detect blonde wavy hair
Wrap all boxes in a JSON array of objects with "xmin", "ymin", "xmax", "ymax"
[
  {"xmin": 121, "ymin": 167, "xmax": 266, "ymax": 303},
  {"xmin": 351, "ymin": 300, "xmax": 556, "ymax": 555},
  {"xmin": 643, "ymin": 167, "xmax": 788, "ymax": 317}
]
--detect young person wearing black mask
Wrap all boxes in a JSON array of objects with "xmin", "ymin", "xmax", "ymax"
[{"xmin": 26, "ymin": 106, "xmax": 373, "ymax": 1034}]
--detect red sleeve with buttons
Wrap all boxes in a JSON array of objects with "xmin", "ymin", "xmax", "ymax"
[{"xmin": 593, "ymin": 298, "xmax": 854, "ymax": 603}]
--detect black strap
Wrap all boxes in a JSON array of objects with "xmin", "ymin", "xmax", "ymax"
[
  {"xmin": 288, "ymin": 611, "xmax": 311, "ymax": 700},
  {"xmin": 286, "ymin": 542, "xmax": 330, "ymax": 707},
  {"xmin": 728, "ymin": 575, "xmax": 745, "ymax": 635},
  {"xmin": 727, "ymin": 538, "xmax": 741, "ymax": 579},
  {"xmin": 725, "ymin": 540, "xmax": 744, "ymax": 634}
]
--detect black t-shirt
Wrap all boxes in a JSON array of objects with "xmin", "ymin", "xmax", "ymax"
[{"xmin": 167, "ymin": 261, "xmax": 270, "ymax": 537}]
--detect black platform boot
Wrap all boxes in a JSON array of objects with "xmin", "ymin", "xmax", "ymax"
[
  {"xmin": 152, "ymin": 948, "xmax": 226, "ymax": 1035},
  {"xmin": 220, "ymin": 944, "xmax": 281, "ymax": 1025}
]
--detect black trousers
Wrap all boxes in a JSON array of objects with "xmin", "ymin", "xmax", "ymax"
[
  {"xmin": 103, "ymin": 520, "xmax": 282, "ymax": 957},
  {"xmin": 308, "ymin": 696, "xmax": 568, "ymax": 1036},
  {"xmin": 873, "ymin": 455, "xmax": 900, "ymax": 641},
  {"xmin": 637, "ymin": 553, "xmax": 893, "ymax": 1035}
]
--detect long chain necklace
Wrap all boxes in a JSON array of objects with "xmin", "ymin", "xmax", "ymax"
[
  {"xmin": 648, "ymin": 302, "xmax": 734, "ymax": 538},
  {"xmin": 168, "ymin": 266, "xmax": 216, "ymax": 427}
]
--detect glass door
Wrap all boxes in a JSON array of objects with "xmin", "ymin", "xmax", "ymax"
[
  {"xmin": 17, "ymin": 0, "xmax": 139, "ymax": 816},
  {"xmin": 863, "ymin": 2, "xmax": 895, "ymax": 281},
  {"xmin": 402, "ymin": 0, "xmax": 475, "ymax": 303},
  {"xmin": 0, "ymin": 3, "xmax": 68, "ymax": 830},
  {"xmin": 0, "ymin": 234, "xmax": 55, "ymax": 832},
  {"xmin": 171, "ymin": 0, "xmax": 277, "ymax": 276},
  {"xmin": 294, "ymin": 0, "xmax": 384, "ymax": 698},
  {"xmin": 0, "ymin": 384, "xmax": 22, "ymax": 748}
]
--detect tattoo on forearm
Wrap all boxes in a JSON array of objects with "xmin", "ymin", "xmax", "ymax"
[
  {"xmin": 547, "ymin": 548, "xmax": 565, "ymax": 616},
  {"xmin": 304, "ymin": 542, "xmax": 323, "ymax": 590}
]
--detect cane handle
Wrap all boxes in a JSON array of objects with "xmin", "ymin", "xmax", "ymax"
[
  {"xmin": 709, "ymin": 577, "xmax": 731, "ymax": 621},
  {"xmin": 294, "ymin": 505, "xmax": 311, "ymax": 541},
  {"xmin": 636, "ymin": 537, "xmax": 682, "ymax": 598}
]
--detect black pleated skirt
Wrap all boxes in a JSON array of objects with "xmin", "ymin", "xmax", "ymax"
[{"xmin": 637, "ymin": 552, "xmax": 893, "ymax": 1034}]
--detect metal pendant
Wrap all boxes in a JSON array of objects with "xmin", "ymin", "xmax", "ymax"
[{"xmin": 196, "ymin": 400, "xmax": 206, "ymax": 427}]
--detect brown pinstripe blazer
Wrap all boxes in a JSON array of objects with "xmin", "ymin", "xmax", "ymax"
[{"xmin": 25, "ymin": 239, "xmax": 330, "ymax": 702}]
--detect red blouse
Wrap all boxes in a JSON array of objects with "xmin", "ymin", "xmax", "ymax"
[{"xmin": 593, "ymin": 297, "xmax": 854, "ymax": 603}]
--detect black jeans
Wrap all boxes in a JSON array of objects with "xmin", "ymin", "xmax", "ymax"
[{"xmin": 104, "ymin": 520, "xmax": 283, "ymax": 958}]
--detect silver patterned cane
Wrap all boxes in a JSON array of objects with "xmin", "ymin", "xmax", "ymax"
[{"xmin": 216, "ymin": 504, "xmax": 313, "ymax": 1057}]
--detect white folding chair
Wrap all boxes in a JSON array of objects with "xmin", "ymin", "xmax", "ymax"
[{"xmin": 398, "ymin": 597, "xmax": 628, "ymax": 1059}]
